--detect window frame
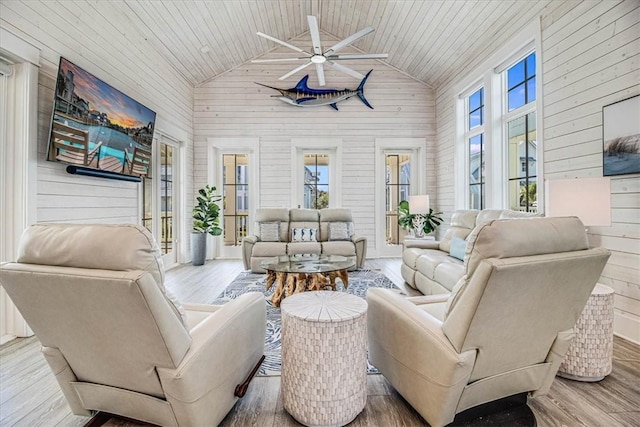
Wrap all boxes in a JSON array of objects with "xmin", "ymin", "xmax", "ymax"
[
  {"xmin": 291, "ymin": 138, "xmax": 342, "ymax": 209},
  {"xmin": 463, "ymin": 85, "xmax": 486, "ymax": 210},
  {"xmin": 455, "ymin": 19, "xmax": 543, "ymax": 212}
]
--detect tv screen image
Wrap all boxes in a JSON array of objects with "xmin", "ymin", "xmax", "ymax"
[{"xmin": 47, "ymin": 57, "xmax": 156, "ymax": 178}]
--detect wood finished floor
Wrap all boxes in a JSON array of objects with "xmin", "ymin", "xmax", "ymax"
[{"xmin": 1, "ymin": 258, "xmax": 638, "ymax": 427}]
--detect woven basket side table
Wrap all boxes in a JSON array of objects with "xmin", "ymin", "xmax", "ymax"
[
  {"xmin": 557, "ymin": 283, "xmax": 614, "ymax": 382},
  {"xmin": 281, "ymin": 291, "xmax": 368, "ymax": 427}
]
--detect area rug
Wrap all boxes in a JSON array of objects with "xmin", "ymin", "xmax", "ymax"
[{"xmin": 212, "ymin": 269, "xmax": 399, "ymax": 376}]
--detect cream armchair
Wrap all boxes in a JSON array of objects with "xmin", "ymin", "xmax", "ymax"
[
  {"xmin": 0, "ymin": 223, "xmax": 266, "ymax": 427},
  {"xmin": 368, "ymin": 217, "xmax": 610, "ymax": 427}
]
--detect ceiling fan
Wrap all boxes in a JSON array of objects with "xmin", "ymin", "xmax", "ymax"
[{"xmin": 251, "ymin": 15, "xmax": 388, "ymax": 86}]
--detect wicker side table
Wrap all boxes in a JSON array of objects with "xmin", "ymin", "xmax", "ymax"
[
  {"xmin": 281, "ymin": 291, "xmax": 368, "ymax": 427},
  {"xmin": 557, "ymin": 283, "xmax": 615, "ymax": 382}
]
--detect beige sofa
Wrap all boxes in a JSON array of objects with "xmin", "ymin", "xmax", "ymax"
[
  {"xmin": 369, "ymin": 216, "xmax": 610, "ymax": 426},
  {"xmin": 402, "ymin": 209, "xmax": 539, "ymax": 295},
  {"xmin": 242, "ymin": 208, "xmax": 367, "ymax": 272},
  {"xmin": 0, "ymin": 223, "xmax": 266, "ymax": 427}
]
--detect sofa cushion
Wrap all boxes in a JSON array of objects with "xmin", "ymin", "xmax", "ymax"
[
  {"xmin": 258, "ymin": 222, "xmax": 280, "ymax": 242},
  {"xmin": 403, "ymin": 247, "xmax": 429, "ymax": 269},
  {"xmin": 321, "ymin": 241, "xmax": 357, "ymax": 257},
  {"xmin": 328, "ymin": 222, "xmax": 354, "ymax": 241},
  {"xmin": 464, "ymin": 216, "xmax": 589, "ymax": 277},
  {"xmin": 287, "ymin": 242, "xmax": 321, "ymax": 255},
  {"xmin": 415, "ymin": 251, "xmax": 463, "ymax": 281},
  {"xmin": 433, "ymin": 262, "xmax": 465, "ymax": 293},
  {"xmin": 449, "ymin": 237, "xmax": 467, "ymax": 261},
  {"xmin": 319, "ymin": 209, "xmax": 353, "ymax": 241},
  {"xmin": 439, "ymin": 210, "xmax": 479, "ymax": 253},
  {"xmin": 292, "ymin": 227, "xmax": 317, "ymax": 242},
  {"xmin": 251, "ymin": 242, "xmax": 287, "ymax": 257}
]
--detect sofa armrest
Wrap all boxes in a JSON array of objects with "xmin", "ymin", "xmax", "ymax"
[
  {"xmin": 351, "ymin": 235, "xmax": 367, "ymax": 268},
  {"xmin": 157, "ymin": 292, "xmax": 266, "ymax": 424},
  {"xmin": 241, "ymin": 236, "xmax": 259, "ymax": 270},
  {"xmin": 405, "ymin": 294, "xmax": 450, "ymax": 305},
  {"xmin": 404, "ymin": 239, "xmax": 441, "ymax": 250},
  {"xmin": 367, "ymin": 288, "xmax": 476, "ymax": 427}
]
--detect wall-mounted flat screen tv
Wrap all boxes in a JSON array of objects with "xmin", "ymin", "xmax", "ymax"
[{"xmin": 46, "ymin": 57, "xmax": 156, "ymax": 178}]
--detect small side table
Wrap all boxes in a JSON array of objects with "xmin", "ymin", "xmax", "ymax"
[
  {"xmin": 281, "ymin": 291, "xmax": 368, "ymax": 426},
  {"xmin": 557, "ymin": 283, "xmax": 615, "ymax": 382}
]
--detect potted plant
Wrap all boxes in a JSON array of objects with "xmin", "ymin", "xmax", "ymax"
[
  {"xmin": 191, "ymin": 185, "xmax": 223, "ymax": 266},
  {"xmin": 397, "ymin": 200, "xmax": 443, "ymax": 237}
]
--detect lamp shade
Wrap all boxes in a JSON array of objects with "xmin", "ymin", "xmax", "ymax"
[
  {"xmin": 545, "ymin": 177, "xmax": 611, "ymax": 227},
  {"xmin": 409, "ymin": 195, "xmax": 430, "ymax": 214}
]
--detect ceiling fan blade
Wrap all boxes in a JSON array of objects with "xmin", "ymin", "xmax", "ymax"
[
  {"xmin": 251, "ymin": 57, "xmax": 309, "ymax": 63},
  {"xmin": 326, "ymin": 53, "xmax": 388, "ymax": 60},
  {"xmin": 315, "ymin": 63, "xmax": 326, "ymax": 86},
  {"xmin": 279, "ymin": 61, "xmax": 313, "ymax": 81},
  {"xmin": 257, "ymin": 32, "xmax": 308, "ymax": 54},
  {"xmin": 307, "ymin": 15, "xmax": 323, "ymax": 55},
  {"xmin": 324, "ymin": 27, "xmax": 375, "ymax": 55},
  {"xmin": 326, "ymin": 61, "xmax": 365, "ymax": 80}
]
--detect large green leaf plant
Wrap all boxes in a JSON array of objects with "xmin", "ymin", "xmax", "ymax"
[
  {"xmin": 192, "ymin": 185, "xmax": 223, "ymax": 236},
  {"xmin": 397, "ymin": 200, "xmax": 443, "ymax": 235}
]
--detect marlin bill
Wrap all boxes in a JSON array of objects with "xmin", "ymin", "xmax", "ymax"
[{"xmin": 255, "ymin": 70, "xmax": 373, "ymax": 111}]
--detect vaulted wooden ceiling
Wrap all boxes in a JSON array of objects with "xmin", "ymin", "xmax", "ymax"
[{"xmin": 19, "ymin": 0, "xmax": 560, "ymax": 88}]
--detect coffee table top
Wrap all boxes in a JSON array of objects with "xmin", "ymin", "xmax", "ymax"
[{"xmin": 260, "ymin": 254, "xmax": 355, "ymax": 274}]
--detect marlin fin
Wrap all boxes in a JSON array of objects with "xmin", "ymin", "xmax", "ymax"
[
  {"xmin": 294, "ymin": 75, "xmax": 311, "ymax": 91},
  {"xmin": 357, "ymin": 70, "xmax": 374, "ymax": 109},
  {"xmin": 329, "ymin": 103, "xmax": 339, "ymax": 111},
  {"xmin": 296, "ymin": 97, "xmax": 316, "ymax": 104}
]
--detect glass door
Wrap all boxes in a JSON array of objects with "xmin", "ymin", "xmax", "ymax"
[{"xmin": 142, "ymin": 139, "xmax": 179, "ymax": 267}]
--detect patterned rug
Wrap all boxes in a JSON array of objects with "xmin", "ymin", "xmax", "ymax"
[{"xmin": 212, "ymin": 269, "xmax": 399, "ymax": 376}]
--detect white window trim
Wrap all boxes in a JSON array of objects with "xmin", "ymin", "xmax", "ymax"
[
  {"xmin": 291, "ymin": 138, "xmax": 342, "ymax": 209},
  {"xmin": 455, "ymin": 17, "xmax": 543, "ymax": 211},
  {"xmin": 208, "ymin": 138, "xmax": 260, "ymax": 259},
  {"xmin": 0, "ymin": 27, "xmax": 40, "ymax": 343}
]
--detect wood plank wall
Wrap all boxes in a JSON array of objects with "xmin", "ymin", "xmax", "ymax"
[
  {"xmin": 0, "ymin": 1, "xmax": 194, "ymax": 240},
  {"xmin": 434, "ymin": 0, "xmax": 640, "ymax": 343},
  {"xmin": 193, "ymin": 32, "xmax": 436, "ymax": 257}
]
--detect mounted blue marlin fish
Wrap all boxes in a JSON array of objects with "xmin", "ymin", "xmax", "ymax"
[{"xmin": 255, "ymin": 70, "xmax": 373, "ymax": 111}]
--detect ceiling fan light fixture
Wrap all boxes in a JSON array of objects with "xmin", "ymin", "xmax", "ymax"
[
  {"xmin": 255, "ymin": 15, "xmax": 387, "ymax": 86},
  {"xmin": 310, "ymin": 55, "xmax": 326, "ymax": 64}
]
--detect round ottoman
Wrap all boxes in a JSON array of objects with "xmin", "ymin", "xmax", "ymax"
[
  {"xmin": 280, "ymin": 291, "xmax": 368, "ymax": 426},
  {"xmin": 557, "ymin": 283, "xmax": 615, "ymax": 381}
]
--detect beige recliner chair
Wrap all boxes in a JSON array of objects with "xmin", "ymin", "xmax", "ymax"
[
  {"xmin": 0, "ymin": 223, "xmax": 266, "ymax": 426},
  {"xmin": 367, "ymin": 217, "xmax": 610, "ymax": 427}
]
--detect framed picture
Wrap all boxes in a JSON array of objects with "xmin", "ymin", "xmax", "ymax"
[{"xmin": 603, "ymin": 95, "xmax": 640, "ymax": 176}]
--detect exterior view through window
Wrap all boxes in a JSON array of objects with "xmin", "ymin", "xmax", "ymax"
[
  {"xmin": 223, "ymin": 154, "xmax": 249, "ymax": 246},
  {"xmin": 386, "ymin": 154, "xmax": 410, "ymax": 245},
  {"xmin": 506, "ymin": 52, "xmax": 537, "ymax": 212},
  {"xmin": 304, "ymin": 154, "xmax": 329, "ymax": 209}
]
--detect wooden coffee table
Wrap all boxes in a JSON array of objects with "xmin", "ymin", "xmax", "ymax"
[{"xmin": 260, "ymin": 254, "xmax": 355, "ymax": 307}]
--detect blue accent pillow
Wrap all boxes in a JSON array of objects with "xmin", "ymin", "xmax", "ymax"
[{"xmin": 450, "ymin": 237, "xmax": 467, "ymax": 261}]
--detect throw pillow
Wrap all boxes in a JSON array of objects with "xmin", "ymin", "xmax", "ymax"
[
  {"xmin": 259, "ymin": 222, "xmax": 280, "ymax": 242},
  {"xmin": 328, "ymin": 222, "xmax": 352, "ymax": 241},
  {"xmin": 292, "ymin": 227, "xmax": 317, "ymax": 242},
  {"xmin": 449, "ymin": 236, "xmax": 467, "ymax": 261}
]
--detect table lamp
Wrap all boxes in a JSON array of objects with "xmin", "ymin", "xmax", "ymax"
[
  {"xmin": 409, "ymin": 195, "xmax": 430, "ymax": 237},
  {"xmin": 545, "ymin": 177, "xmax": 611, "ymax": 228}
]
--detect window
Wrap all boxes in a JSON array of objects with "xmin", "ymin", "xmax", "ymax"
[
  {"xmin": 385, "ymin": 154, "xmax": 411, "ymax": 245},
  {"xmin": 159, "ymin": 143, "xmax": 174, "ymax": 254},
  {"xmin": 303, "ymin": 154, "xmax": 329, "ymax": 209},
  {"xmin": 505, "ymin": 53, "xmax": 537, "ymax": 212},
  {"xmin": 223, "ymin": 154, "xmax": 249, "ymax": 246},
  {"xmin": 507, "ymin": 112, "xmax": 537, "ymax": 212},
  {"xmin": 507, "ymin": 53, "xmax": 536, "ymax": 111},
  {"xmin": 465, "ymin": 87, "xmax": 485, "ymax": 209}
]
